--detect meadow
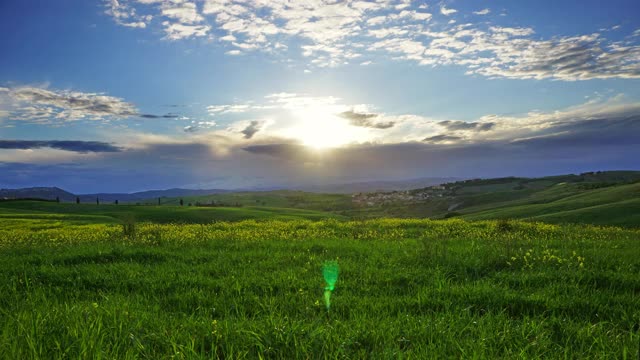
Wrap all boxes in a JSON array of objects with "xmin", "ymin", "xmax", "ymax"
[{"xmin": 0, "ymin": 216, "xmax": 639, "ymax": 358}]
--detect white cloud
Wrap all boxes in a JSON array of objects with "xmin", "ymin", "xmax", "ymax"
[
  {"xmin": 104, "ymin": 0, "xmax": 152, "ymax": 28},
  {"xmin": 473, "ymin": 8, "xmax": 490, "ymax": 15},
  {"xmin": 0, "ymin": 85, "xmax": 184, "ymax": 124},
  {"xmin": 1, "ymin": 86, "xmax": 138, "ymax": 122},
  {"xmin": 161, "ymin": 1, "xmax": 204, "ymax": 24},
  {"xmin": 102, "ymin": 0, "xmax": 640, "ymax": 80},
  {"xmin": 440, "ymin": 6, "xmax": 457, "ymax": 16},
  {"xmin": 162, "ymin": 21, "xmax": 210, "ymax": 40}
]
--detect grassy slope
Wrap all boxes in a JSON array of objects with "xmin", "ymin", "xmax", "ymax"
[
  {"xmin": 0, "ymin": 219, "xmax": 638, "ymax": 358},
  {"xmin": 157, "ymin": 190, "xmax": 354, "ymax": 212},
  {"xmin": 0, "ymin": 200, "xmax": 344, "ymax": 224},
  {"xmin": 3, "ymin": 171, "xmax": 638, "ymax": 227},
  {"xmin": 357, "ymin": 172, "xmax": 640, "ymax": 227},
  {"xmin": 462, "ymin": 182, "xmax": 640, "ymax": 227}
]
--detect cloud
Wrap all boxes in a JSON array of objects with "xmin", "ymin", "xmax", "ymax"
[
  {"xmin": 440, "ymin": 6, "xmax": 458, "ymax": 16},
  {"xmin": 473, "ymin": 9, "xmax": 490, "ymax": 15},
  {"xmin": 207, "ymin": 104, "xmax": 252, "ymax": 115},
  {"xmin": 162, "ymin": 22, "xmax": 210, "ymax": 40},
  {"xmin": 241, "ymin": 120, "xmax": 262, "ymax": 139},
  {"xmin": 183, "ymin": 120, "xmax": 216, "ymax": 132},
  {"xmin": 242, "ymin": 143, "xmax": 312, "ymax": 160},
  {"xmin": 138, "ymin": 113, "xmax": 179, "ymax": 119},
  {"xmin": 438, "ymin": 120, "xmax": 495, "ymax": 132},
  {"xmin": 338, "ymin": 110, "xmax": 395, "ymax": 129},
  {"xmin": 161, "ymin": 1, "xmax": 203, "ymax": 24},
  {"xmin": 1, "ymin": 86, "xmax": 137, "ymax": 122},
  {"xmin": 104, "ymin": 0, "xmax": 152, "ymax": 28},
  {"xmin": 102, "ymin": 1, "xmax": 640, "ymax": 80},
  {"xmin": 1, "ymin": 85, "xmax": 178, "ymax": 123},
  {"xmin": 423, "ymin": 134, "xmax": 463, "ymax": 143},
  {"xmin": 3, "ymin": 97, "xmax": 640, "ymax": 192},
  {"xmin": 0, "ymin": 140, "xmax": 122, "ymax": 153}
]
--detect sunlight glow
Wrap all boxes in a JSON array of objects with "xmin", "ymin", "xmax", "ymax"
[{"xmin": 282, "ymin": 104, "xmax": 368, "ymax": 149}]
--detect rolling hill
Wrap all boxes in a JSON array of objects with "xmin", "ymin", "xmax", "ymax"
[{"xmin": 2, "ymin": 171, "xmax": 638, "ymax": 227}]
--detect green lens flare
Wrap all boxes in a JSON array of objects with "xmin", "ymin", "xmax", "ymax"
[
  {"xmin": 322, "ymin": 261, "xmax": 339, "ymax": 310},
  {"xmin": 324, "ymin": 290, "xmax": 332, "ymax": 310}
]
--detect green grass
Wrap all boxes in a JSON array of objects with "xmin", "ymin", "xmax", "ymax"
[
  {"xmin": 462, "ymin": 182, "xmax": 640, "ymax": 227},
  {"xmin": 0, "ymin": 218, "xmax": 639, "ymax": 358},
  {"xmin": 343, "ymin": 172, "xmax": 640, "ymax": 228},
  {"xmin": 155, "ymin": 190, "xmax": 354, "ymax": 212},
  {"xmin": 0, "ymin": 200, "xmax": 344, "ymax": 224}
]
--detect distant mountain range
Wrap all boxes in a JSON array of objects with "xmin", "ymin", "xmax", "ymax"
[
  {"xmin": 0, "ymin": 177, "xmax": 460, "ymax": 202},
  {"xmin": 0, "ymin": 187, "xmax": 232, "ymax": 203}
]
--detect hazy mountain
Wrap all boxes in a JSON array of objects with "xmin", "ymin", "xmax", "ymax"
[
  {"xmin": 0, "ymin": 187, "xmax": 75, "ymax": 202},
  {"xmin": 0, "ymin": 177, "xmax": 460, "ymax": 202},
  {"xmin": 0, "ymin": 187, "xmax": 231, "ymax": 203}
]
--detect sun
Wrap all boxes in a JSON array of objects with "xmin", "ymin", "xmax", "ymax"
[{"xmin": 282, "ymin": 105, "xmax": 366, "ymax": 149}]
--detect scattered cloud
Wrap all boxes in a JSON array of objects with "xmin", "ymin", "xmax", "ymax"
[
  {"xmin": 1, "ymin": 86, "xmax": 137, "ymax": 122},
  {"xmin": 162, "ymin": 22, "xmax": 210, "ymax": 40},
  {"xmin": 0, "ymin": 85, "xmax": 180, "ymax": 123},
  {"xmin": 473, "ymin": 8, "xmax": 491, "ymax": 15},
  {"xmin": 422, "ymin": 134, "xmax": 463, "ymax": 143},
  {"xmin": 4, "ymin": 95, "xmax": 640, "ymax": 191},
  {"xmin": 440, "ymin": 6, "xmax": 458, "ymax": 16},
  {"xmin": 104, "ymin": 0, "xmax": 152, "ymax": 28},
  {"xmin": 138, "ymin": 113, "xmax": 179, "ymax": 119},
  {"xmin": 438, "ymin": 120, "xmax": 495, "ymax": 132},
  {"xmin": 240, "ymin": 120, "xmax": 262, "ymax": 139},
  {"xmin": 207, "ymin": 104, "xmax": 253, "ymax": 115},
  {"xmin": 101, "ymin": 1, "xmax": 640, "ymax": 80},
  {"xmin": 339, "ymin": 110, "xmax": 395, "ymax": 129}
]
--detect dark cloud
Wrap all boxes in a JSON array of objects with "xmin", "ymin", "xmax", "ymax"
[
  {"xmin": 438, "ymin": 120, "xmax": 495, "ymax": 132},
  {"xmin": 138, "ymin": 113, "xmax": 180, "ymax": 119},
  {"xmin": 0, "ymin": 140, "xmax": 122, "ymax": 153},
  {"xmin": 241, "ymin": 120, "xmax": 262, "ymax": 139},
  {"xmin": 338, "ymin": 110, "xmax": 395, "ymax": 129},
  {"xmin": 511, "ymin": 116, "xmax": 640, "ymax": 147},
  {"xmin": 2, "ymin": 109, "xmax": 640, "ymax": 193},
  {"xmin": 423, "ymin": 134, "xmax": 463, "ymax": 143}
]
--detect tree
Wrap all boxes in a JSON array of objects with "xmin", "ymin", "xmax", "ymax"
[
  {"xmin": 76, "ymin": 197, "xmax": 80, "ymax": 204},
  {"xmin": 180, "ymin": 199, "xmax": 184, "ymax": 206},
  {"xmin": 56, "ymin": 196, "xmax": 60, "ymax": 203},
  {"xmin": 115, "ymin": 200, "xmax": 119, "ymax": 205},
  {"xmin": 158, "ymin": 198, "xmax": 161, "ymax": 206},
  {"xmin": 96, "ymin": 197, "xmax": 100, "ymax": 205}
]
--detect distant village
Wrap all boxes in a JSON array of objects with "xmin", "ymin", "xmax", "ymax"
[{"xmin": 351, "ymin": 183, "xmax": 454, "ymax": 207}]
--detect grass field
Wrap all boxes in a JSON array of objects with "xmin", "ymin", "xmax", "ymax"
[
  {"xmin": 461, "ymin": 182, "xmax": 640, "ymax": 227},
  {"xmin": 0, "ymin": 200, "xmax": 343, "ymax": 224},
  {"xmin": 1, "ymin": 217, "xmax": 639, "ymax": 358}
]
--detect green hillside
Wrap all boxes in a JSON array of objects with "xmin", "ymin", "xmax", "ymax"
[
  {"xmin": 0, "ymin": 200, "xmax": 344, "ymax": 224},
  {"xmin": 3, "ymin": 171, "xmax": 638, "ymax": 227},
  {"xmin": 156, "ymin": 190, "xmax": 353, "ymax": 212},
  {"xmin": 343, "ymin": 171, "xmax": 640, "ymax": 227},
  {"xmin": 461, "ymin": 182, "xmax": 640, "ymax": 227}
]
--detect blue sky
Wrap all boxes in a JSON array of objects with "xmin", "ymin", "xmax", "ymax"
[{"xmin": 1, "ymin": 0, "xmax": 639, "ymax": 192}]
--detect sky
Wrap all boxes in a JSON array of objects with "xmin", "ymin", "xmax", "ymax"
[{"xmin": 1, "ymin": 0, "xmax": 639, "ymax": 193}]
